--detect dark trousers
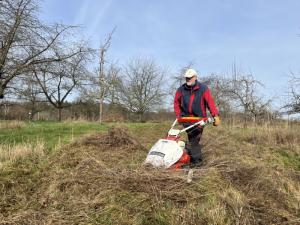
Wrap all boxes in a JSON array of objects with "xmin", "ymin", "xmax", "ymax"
[{"xmin": 185, "ymin": 126, "xmax": 204, "ymax": 163}]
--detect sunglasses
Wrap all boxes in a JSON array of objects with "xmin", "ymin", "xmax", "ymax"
[{"xmin": 185, "ymin": 76, "xmax": 194, "ymax": 81}]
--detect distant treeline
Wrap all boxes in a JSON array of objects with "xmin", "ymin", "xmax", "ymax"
[{"xmin": 0, "ymin": 0, "xmax": 299, "ymax": 123}]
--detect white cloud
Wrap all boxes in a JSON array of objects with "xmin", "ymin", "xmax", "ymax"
[
  {"xmin": 73, "ymin": 0, "xmax": 91, "ymax": 26},
  {"xmin": 85, "ymin": 0, "xmax": 113, "ymax": 37}
]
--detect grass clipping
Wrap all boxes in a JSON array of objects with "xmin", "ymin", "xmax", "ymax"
[{"xmin": 1, "ymin": 126, "xmax": 299, "ymax": 225}]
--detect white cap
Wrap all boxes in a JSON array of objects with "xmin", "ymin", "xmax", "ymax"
[{"xmin": 184, "ymin": 68, "xmax": 197, "ymax": 78}]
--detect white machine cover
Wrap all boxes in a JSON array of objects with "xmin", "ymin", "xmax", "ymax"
[{"xmin": 144, "ymin": 139, "xmax": 183, "ymax": 168}]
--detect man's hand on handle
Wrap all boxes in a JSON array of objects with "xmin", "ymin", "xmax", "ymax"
[{"xmin": 213, "ymin": 116, "xmax": 221, "ymax": 126}]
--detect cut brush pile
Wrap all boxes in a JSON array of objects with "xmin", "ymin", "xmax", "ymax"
[{"xmin": 0, "ymin": 125, "xmax": 299, "ymax": 225}]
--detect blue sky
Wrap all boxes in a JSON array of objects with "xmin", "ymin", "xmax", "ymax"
[{"xmin": 40, "ymin": 0, "xmax": 300, "ymax": 108}]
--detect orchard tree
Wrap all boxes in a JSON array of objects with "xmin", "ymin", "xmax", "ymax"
[
  {"xmin": 0, "ymin": 0, "xmax": 81, "ymax": 99},
  {"xmin": 120, "ymin": 58, "xmax": 165, "ymax": 122},
  {"xmin": 285, "ymin": 73, "xmax": 300, "ymax": 114},
  {"xmin": 34, "ymin": 48, "xmax": 89, "ymax": 121},
  {"xmin": 225, "ymin": 73, "xmax": 270, "ymax": 125},
  {"xmin": 13, "ymin": 74, "xmax": 45, "ymax": 120}
]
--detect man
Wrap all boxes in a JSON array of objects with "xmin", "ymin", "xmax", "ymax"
[{"xmin": 174, "ymin": 68, "xmax": 221, "ymax": 166}]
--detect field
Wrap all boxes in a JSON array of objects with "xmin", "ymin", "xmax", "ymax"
[{"xmin": 0, "ymin": 120, "xmax": 299, "ymax": 225}]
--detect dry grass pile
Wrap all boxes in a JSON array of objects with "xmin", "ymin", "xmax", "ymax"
[
  {"xmin": 0, "ymin": 125, "xmax": 299, "ymax": 225},
  {"xmin": 81, "ymin": 127, "xmax": 143, "ymax": 148},
  {"xmin": 202, "ymin": 125, "xmax": 300, "ymax": 224}
]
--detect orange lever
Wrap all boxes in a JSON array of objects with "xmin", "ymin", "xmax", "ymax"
[{"xmin": 177, "ymin": 117, "xmax": 207, "ymax": 123}]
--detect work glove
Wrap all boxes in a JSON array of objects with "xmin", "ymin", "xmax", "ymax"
[{"xmin": 213, "ymin": 116, "xmax": 221, "ymax": 126}]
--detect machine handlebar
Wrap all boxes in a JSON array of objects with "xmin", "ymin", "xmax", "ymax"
[{"xmin": 177, "ymin": 117, "xmax": 208, "ymax": 123}]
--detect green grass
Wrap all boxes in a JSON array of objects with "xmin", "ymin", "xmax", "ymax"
[
  {"xmin": 275, "ymin": 148, "xmax": 300, "ymax": 170},
  {"xmin": 0, "ymin": 121, "xmax": 108, "ymax": 151},
  {"xmin": 0, "ymin": 120, "xmax": 166, "ymax": 152}
]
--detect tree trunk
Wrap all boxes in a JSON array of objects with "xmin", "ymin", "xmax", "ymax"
[
  {"xmin": 0, "ymin": 89, "xmax": 4, "ymax": 99},
  {"xmin": 58, "ymin": 107, "xmax": 62, "ymax": 122},
  {"xmin": 0, "ymin": 81, "xmax": 7, "ymax": 99},
  {"xmin": 243, "ymin": 110, "xmax": 248, "ymax": 128},
  {"xmin": 29, "ymin": 101, "xmax": 36, "ymax": 121},
  {"xmin": 138, "ymin": 112, "xmax": 144, "ymax": 122},
  {"xmin": 4, "ymin": 104, "xmax": 8, "ymax": 120},
  {"xmin": 99, "ymin": 97, "xmax": 103, "ymax": 124}
]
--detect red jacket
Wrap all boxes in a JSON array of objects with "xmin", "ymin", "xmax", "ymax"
[{"xmin": 174, "ymin": 81, "xmax": 218, "ymax": 118}]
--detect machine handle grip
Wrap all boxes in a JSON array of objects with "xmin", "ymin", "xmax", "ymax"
[{"xmin": 177, "ymin": 117, "xmax": 208, "ymax": 123}]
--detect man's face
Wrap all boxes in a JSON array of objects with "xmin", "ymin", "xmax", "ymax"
[{"xmin": 186, "ymin": 75, "xmax": 197, "ymax": 86}]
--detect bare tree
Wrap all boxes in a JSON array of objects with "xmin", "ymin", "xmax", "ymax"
[
  {"xmin": 284, "ymin": 73, "xmax": 300, "ymax": 114},
  {"xmin": 79, "ymin": 62, "xmax": 121, "ymax": 109},
  {"xmin": 106, "ymin": 63, "xmax": 122, "ymax": 105},
  {"xmin": 34, "ymin": 49, "xmax": 89, "ymax": 121},
  {"xmin": 248, "ymin": 96, "xmax": 272, "ymax": 123},
  {"xmin": 201, "ymin": 74, "xmax": 233, "ymax": 117},
  {"xmin": 120, "ymin": 58, "xmax": 165, "ymax": 122},
  {"xmin": 0, "ymin": 0, "xmax": 81, "ymax": 99},
  {"xmin": 224, "ymin": 73, "xmax": 270, "ymax": 126},
  {"xmin": 12, "ymin": 74, "xmax": 45, "ymax": 120},
  {"xmin": 77, "ymin": 30, "xmax": 119, "ymax": 123},
  {"xmin": 97, "ymin": 29, "xmax": 116, "ymax": 123}
]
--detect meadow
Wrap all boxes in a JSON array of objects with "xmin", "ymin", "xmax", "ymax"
[{"xmin": 0, "ymin": 120, "xmax": 299, "ymax": 224}]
